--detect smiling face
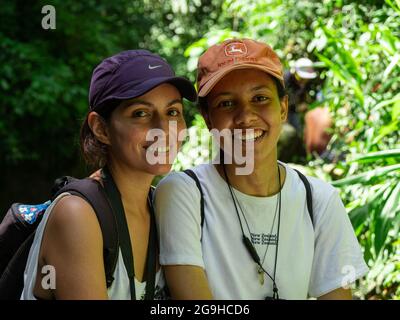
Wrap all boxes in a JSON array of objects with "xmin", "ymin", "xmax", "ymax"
[
  {"xmin": 204, "ymin": 68, "xmax": 288, "ymax": 165},
  {"xmin": 93, "ymin": 83, "xmax": 186, "ymax": 176}
]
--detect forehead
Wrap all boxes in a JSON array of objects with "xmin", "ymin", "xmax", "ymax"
[
  {"xmin": 208, "ymin": 69, "xmax": 277, "ymax": 98},
  {"xmin": 118, "ymin": 83, "xmax": 182, "ymax": 108}
]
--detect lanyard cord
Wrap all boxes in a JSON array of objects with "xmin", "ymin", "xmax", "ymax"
[
  {"xmin": 229, "ymin": 174, "xmax": 280, "ymax": 269},
  {"xmin": 222, "ymin": 162, "xmax": 282, "ymax": 299},
  {"xmin": 260, "ymin": 194, "xmax": 279, "ymax": 269}
]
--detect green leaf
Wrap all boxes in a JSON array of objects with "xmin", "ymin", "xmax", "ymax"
[
  {"xmin": 332, "ymin": 164, "xmax": 400, "ymax": 187},
  {"xmin": 385, "ymin": 0, "xmax": 400, "ymax": 13},
  {"xmin": 349, "ymin": 204, "xmax": 370, "ymax": 236},
  {"xmin": 392, "ymin": 100, "xmax": 400, "ymax": 121},
  {"xmin": 315, "ymin": 52, "xmax": 364, "ymax": 106},
  {"xmin": 383, "ymin": 54, "xmax": 400, "ymax": 81},
  {"xmin": 374, "ymin": 183, "xmax": 400, "ymax": 256},
  {"xmin": 349, "ymin": 149, "xmax": 400, "ymax": 163},
  {"xmin": 348, "ymin": 184, "xmax": 390, "ymax": 235},
  {"xmin": 373, "ymin": 121, "xmax": 399, "ymax": 145},
  {"xmin": 372, "ymin": 93, "xmax": 400, "ymax": 112}
]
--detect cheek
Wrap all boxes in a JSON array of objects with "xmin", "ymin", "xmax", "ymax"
[
  {"xmin": 209, "ymin": 111, "xmax": 231, "ymax": 130},
  {"xmin": 111, "ymin": 123, "xmax": 146, "ymax": 149},
  {"xmin": 264, "ymin": 106, "xmax": 283, "ymax": 124}
]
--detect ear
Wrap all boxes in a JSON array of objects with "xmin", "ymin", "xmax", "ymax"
[
  {"xmin": 280, "ymin": 95, "xmax": 288, "ymax": 122},
  {"xmin": 87, "ymin": 112, "xmax": 111, "ymax": 145}
]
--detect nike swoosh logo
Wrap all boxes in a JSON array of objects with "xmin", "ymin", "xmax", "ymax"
[{"xmin": 148, "ymin": 64, "xmax": 162, "ymax": 70}]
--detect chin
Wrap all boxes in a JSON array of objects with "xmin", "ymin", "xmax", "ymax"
[{"xmin": 145, "ymin": 163, "xmax": 174, "ymax": 176}]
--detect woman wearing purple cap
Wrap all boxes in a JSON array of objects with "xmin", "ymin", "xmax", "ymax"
[
  {"xmin": 155, "ymin": 39, "xmax": 368, "ymax": 300},
  {"xmin": 21, "ymin": 50, "xmax": 196, "ymax": 300}
]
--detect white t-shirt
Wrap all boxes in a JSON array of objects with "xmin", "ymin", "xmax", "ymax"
[
  {"xmin": 21, "ymin": 192, "xmax": 166, "ymax": 300},
  {"xmin": 154, "ymin": 162, "xmax": 369, "ymax": 299}
]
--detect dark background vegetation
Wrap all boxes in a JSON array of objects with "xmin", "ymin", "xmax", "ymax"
[{"xmin": 0, "ymin": 0, "xmax": 225, "ymax": 210}]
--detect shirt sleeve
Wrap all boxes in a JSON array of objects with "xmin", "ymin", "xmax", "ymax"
[
  {"xmin": 308, "ymin": 188, "xmax": 369, "ymax": 298},
  {"xmin": 154, "ymin": 172, "xmax": 205, "ymax": 268}
]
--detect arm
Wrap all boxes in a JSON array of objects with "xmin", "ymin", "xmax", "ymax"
[
  {"xmin": 308, "ymin": 184, "xmax": 369, "ymax": 298},
  {"xmin": 154, "ymin": 173, "xmax": 213, "ymax": 300},
  {"xmin": 40, "ymin": 195, "xmax": 108, "ymax": 300},
  {"xmin": 164, "ymin": 265, "xmax": 213, "ymax": 300},
  {"xmin": 318, "ymin": 287, "xmax": 352, "ymax": 300}
]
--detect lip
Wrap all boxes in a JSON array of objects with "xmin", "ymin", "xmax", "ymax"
[
  {"xmin": 232, "ymin": 128, "xmax": 267, "ymax": 142},
  {"xmin": 144, "ymin": 143, "xmax": 171, "ymax": 153}
]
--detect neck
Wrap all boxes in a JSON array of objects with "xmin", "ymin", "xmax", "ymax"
[
  {"xmin": 216, "ymin": 149, "xmax": 285, "ymax": 197},
  {"xmin": 107, "ymin": 161, "xmax": 154, "ymax": 217}
]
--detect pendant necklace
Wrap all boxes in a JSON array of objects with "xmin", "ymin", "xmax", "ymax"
[{"xmin": 223, "ymin": 162, "xmax": 282, "ymax": 295}]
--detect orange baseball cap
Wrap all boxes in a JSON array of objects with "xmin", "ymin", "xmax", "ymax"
[{"xmin": 196, "ymin": 38, "xmax": 284, "ymax": 97}]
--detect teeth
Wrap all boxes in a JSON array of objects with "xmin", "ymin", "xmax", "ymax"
[
  {"xmin": 148, "ymin": 145, "xmax": 170, "ymax": 153},
  {"xmin": 157, "ymin": 146, "xmax": 169, "ymax": 153},
  {"xmin": 234, "ymin": 130, "xmax": 265, "ymax": 141}
]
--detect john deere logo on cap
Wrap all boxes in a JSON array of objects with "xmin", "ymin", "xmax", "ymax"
[{"xmin": 225, "ymin": 42, "xmax": 247, "ymax": 57}]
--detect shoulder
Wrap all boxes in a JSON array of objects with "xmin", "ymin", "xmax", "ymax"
[
  {"xmin": 306, "ymin": 174, "xmax": 342, "ymax": 217},
  {"xmin": 44, "ymin": 194, "xmax": 103, "ymax": 251},
  {"xmin": 284, "ymin": 164, "xmax": 337, "ymax": 200},
  {"xmin": 156, "ymin": 164, "xmax": 213, "ymax": 192},
  {"xmin": 50, "ymin": 194, "xmax": 100, "ymax": 228},
  {"xmin": 307, "ymin": 175, "xmax": 338, "ymax": 200},
  {"xmin": 283, "ymin": 164, "xmax": 342, "ymax": 222},
  {"xmin": 154, "ymin": 167, "xmax": 214, "ymax": 223},
  {"xmin": 157, "ymin": 170, "xmax": 194, "ymax": 188},
  {"xmin": 154, "ymin": 170, "xmax": 201, "ymax": 208},
  {"xmin": 39, "ymin": 194, "xmax": 108, "ymax": 299}
]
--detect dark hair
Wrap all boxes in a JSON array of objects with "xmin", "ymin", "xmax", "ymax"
[
  {"xmin": 79, "ymin": 101, "xmax": 118, "ymax": 169},
  {"xmin": 197, "ymin": 76, "xmax": 287, "ymax": 112}
]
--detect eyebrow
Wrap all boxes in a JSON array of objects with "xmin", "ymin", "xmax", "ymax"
[
  {"xmin": 251, "ymin": 85, "xmax": 273, "ymax": 92},
  {"xmin": 211, "ymin": 85, "xmax": 274, "ymax": 100},
  {"xmin": 210, "ymin": 92, "xmax": 233, "ymax": 100},
  {"xmin": 123, "ymin": 98, "xmax": 183, "ymax": 109}
]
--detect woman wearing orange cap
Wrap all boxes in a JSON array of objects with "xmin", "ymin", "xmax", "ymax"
[{"xmin": 154, "ymin": 39, "xmax": 368, "ymax": 300}]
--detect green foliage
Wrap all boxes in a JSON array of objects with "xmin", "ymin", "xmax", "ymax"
[
  {"xmin": 0, "ymin": 0, "xmax": 225, "ymax": 167},
  {"xmin": 172, "ymin": 114, "xmax": 214, "ymax": 171},
  {"xmin": 0, "ymin": 0, "xmax": 225, "ymax": 211}
]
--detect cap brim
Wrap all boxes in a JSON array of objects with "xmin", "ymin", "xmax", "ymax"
[
  {"xmin": 96, "ymin": 76, "xmax": 196, "ymax": 113},
  {"xmin": 198, "ymin": 64, "xmax": 284, "ymax": 97},
  {"xmin": 120, "ymin": 76, "xmax": 197, "ymax": 102}
]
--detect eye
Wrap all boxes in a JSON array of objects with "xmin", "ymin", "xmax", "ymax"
[
  {"xmin": 168, "ymin": 109, "xmax": 181, "ymax": 117},
  {"xmin": 218, "ymin": 100, "xmax": 234, "ymax": 108},
  {"xmin": 253, "ymin": 95, "xmax": 270, "ymax": 103},
  {"xmin": 133, "ymin": 110, "xmax": 149, "ymax": 118}
]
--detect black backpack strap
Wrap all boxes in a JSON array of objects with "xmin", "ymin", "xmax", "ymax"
[
  {"xmin": 102, "ymin": 167, "xmax": 157, "ymax": 300},
  {"xmin": 293, "ymin": 169, "xmax": 314, "ymax": 227},
  {"xmin": 53, "ymin": 178, "xmax": 119, "ymax": 288},
  {"xmin": 0, "ymin": 232, "xmax": 35, "ymax": 299},
  {"xmin": 183, "ymin": 169, "xmax": 205, "ymax": 231}
]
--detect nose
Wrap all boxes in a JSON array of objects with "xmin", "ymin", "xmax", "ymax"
[
  {"xmin": 156, "ymin": 116, "xmax": 171, "ymax": 134},
  {"xmin": 152, "ymin": 115, "xmax": 181, "ymax": 145},
  {"xmin": 234, "ymin": 103, "xmax": 258, "ymax": 127}
]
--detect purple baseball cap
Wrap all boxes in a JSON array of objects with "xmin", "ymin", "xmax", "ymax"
[{"xmin": 89, "ymin": 50, "xmax": 197, "ymax": 114}]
